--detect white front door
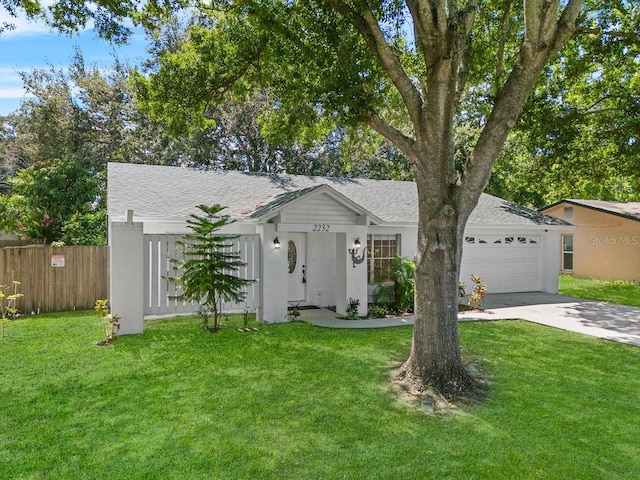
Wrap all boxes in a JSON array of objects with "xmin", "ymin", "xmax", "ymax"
[{"xmin": 287, "ymin": 233, "xmax": 307, "ymax": 302}]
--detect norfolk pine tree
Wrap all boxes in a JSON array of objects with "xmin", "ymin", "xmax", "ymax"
[{"xmin": 171, "ymin": 204, "xmax": 253, "ymax": 332}]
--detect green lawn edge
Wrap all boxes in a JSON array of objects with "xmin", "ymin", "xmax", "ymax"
[
  {"xmin": 559, "ymin": 274, "xmax": 640, "ymax": 307},
  {"xmin": 1, "ymin": 310, "xmax": 639, "ymax": 479}
]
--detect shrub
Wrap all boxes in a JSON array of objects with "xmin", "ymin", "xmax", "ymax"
[
  {"xmin": 368, "ymin": 303, "xmax": 389, "ymax": 318},
  {"xmin": 374, "ymin": 255, "xmax": 415, "ymax": 313},
  {"xmin": 345, "ymin": 298, "xmax": 360, "ymax": 320},
  {"xmin": 0, "ymin": 281, "xmax": 23, "ymax": 339},
  {"xmin": 469, "ymin": 275, "xmax": 487, "ymax": 310},
  {"xmin": 94, "ymin": 299, "xmax": 120, "ymax": 345}
]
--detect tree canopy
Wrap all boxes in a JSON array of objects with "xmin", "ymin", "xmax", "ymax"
[{"xmin": 488, "ymin": 0, "xmax": 640, "ymax": 207}]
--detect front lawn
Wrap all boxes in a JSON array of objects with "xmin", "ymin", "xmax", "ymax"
[
  {"xmin": 559, "ymin": 274, "xmax": 640, "ymax": 307},
  {"xmin": 1, "ymin": 311, "xmax": 639, "ymax": 479}
]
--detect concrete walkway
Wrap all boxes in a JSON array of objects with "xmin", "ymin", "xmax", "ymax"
[{"xmin": 301, "ymin": 292, "xmax": 640, "ymax": 347}]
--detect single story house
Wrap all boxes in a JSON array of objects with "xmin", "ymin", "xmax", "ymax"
[
  {"xmin": 541, "ymin": 199, "xmax": 640, "ymax": 282},
  {"xmin": 107, "ymin": 162, "xmax": 568, "ymax": 334}
]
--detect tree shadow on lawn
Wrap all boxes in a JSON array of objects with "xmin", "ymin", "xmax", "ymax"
[{"xmin": 562, "ymin": 301, "xmax": 640, "ymax": 340}]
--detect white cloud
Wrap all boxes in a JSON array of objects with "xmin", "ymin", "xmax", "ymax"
[
  {"xmin": 0, "ymin": 85, "xmax": 27, "ymax": 99},
  {"xmin": 2, "ymin": 0, "xmax": 52, "ymax": 37},
  {"xmin": 0, "ymin": 68, "xmax": 33, "ymax": 104},
  {"xmin": 0, "ymin": 66, "xmax": 22, "ymax": 77},
  {"xmin": 3, "ymin": 17, "xmax": 52, "ymax": 37}
]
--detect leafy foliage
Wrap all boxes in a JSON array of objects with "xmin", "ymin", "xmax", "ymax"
[
  {"xmin": 62, "ymin": 210, "xmax": 107, "ymax": 246},
  {"xmin": 93, "ymin": 299, "xmax": 120, "ymax": 345},
  {"xmin": 2, "ymin": 51, "xmax": 192, "ymax": 173},
  {"xmin": 0, "ymin": 281, "xmax": 23, "ymax": 339},
  {"xmin": 170, "ymin": 204, "xmax": 253, "ymax": 331},
  {"xmin": 392, "ymin": 256, "xmax": 415, "ymax": 313},
  {"xmin": 1, "ymin": 0, "xmax": 135, "ymax": 41},
  {"xmin": 0, "ymin": 158, "xmax": 102, "ymax": 244},
  {"xmin": 468, "ymin": 275, "xmax": 488, "ymax": 310},
  {"xmin": 344, "ymin": 298, "xmax": 360, "ymax": 320},
  {"xmin": 487, "ymin": 1, "xmax": 640, "ymax": 206},
  {"xmin": 374, "ymin": 255, "xmax": 415, "ymax": 314}
]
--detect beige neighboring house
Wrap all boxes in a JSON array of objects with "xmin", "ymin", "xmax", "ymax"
[{"xmin": 541, "ymin": 199, "xmax": 640, "ymax": 282}]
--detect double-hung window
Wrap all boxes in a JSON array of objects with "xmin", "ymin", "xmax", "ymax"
[
  {"xmin": 562, "ymin": 235, "xmax": 574, "ymax": 271},
  {"xmin": 367, "ymin": 234, "xmax": 399, "ymax": 284}
]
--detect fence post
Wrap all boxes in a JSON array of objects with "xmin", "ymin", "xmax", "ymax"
[{"xmin": 109, "ymin": 211, "xmax": 144, "ymax": 334}]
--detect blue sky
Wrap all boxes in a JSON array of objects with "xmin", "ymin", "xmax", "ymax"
[{"xmin": 0, "ymin": 15, "xmax": 147, "ymax": 116}]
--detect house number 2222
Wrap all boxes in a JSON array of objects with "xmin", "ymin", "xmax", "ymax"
[{"xmin": 313, "ymin": 224, "xmax": 330, "ymax": 232}]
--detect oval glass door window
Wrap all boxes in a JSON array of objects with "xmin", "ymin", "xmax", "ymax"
[{"xmin": 288, "ymin": 241, "xmax": 297, "ymax": 273}]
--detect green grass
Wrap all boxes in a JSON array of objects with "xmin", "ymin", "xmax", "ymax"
[
  {"xmin": 2, "ymin": 311, "xmax": 640, "ymax": 479},
  {"xmin": 559, "ymin": 274, "xmax": 640, "ymax": 307}
]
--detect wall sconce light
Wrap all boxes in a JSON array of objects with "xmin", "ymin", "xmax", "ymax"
[
  {"xmin": 273, "ymin": 237, "xmax": 280, "ymax": 249},
  {"xmin": 348, "ymin": 238, "xmax": 367, "ymax": 268}
]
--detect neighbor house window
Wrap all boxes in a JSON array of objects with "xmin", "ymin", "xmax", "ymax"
[
  {"xmin": 367, "ymin": 234, "xmax": 399, "ymax": 284},
  {"xmin": 562, "ymin": 235, "xmax": 574, "ymax": 271}
]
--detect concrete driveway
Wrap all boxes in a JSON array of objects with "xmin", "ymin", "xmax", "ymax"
[
  {"xmin": 460, "ymin": 292, "xmax": 640, "ymax": 347},
  {"xmin": 304, "ymin": 292, "xmax": 640, "ymax": 347}
]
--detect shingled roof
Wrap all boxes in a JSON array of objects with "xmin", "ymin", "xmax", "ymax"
[
  {"xmin": 543, "ymin": 199, "xmax": 640, "ymax": 223},
  {"xmin": 107, "ymin": 163, "xmax": 566, "ymax": 227}
]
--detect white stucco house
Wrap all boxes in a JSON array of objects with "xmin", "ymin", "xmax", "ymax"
[{"xmin": 107, "ymin": 162, "xmax": 567, "ymax": 334}]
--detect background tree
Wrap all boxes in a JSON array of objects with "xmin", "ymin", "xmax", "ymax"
[
  {"xmin": 0, "ymin": 117, "xmax": 29, "ymax": 193},
  {"xmin": 170, "ymin": 204, "xmax": 253, "ymax": 332},
  {"xmin": 0, "ymin": 157, "xmax": 103, "ymax": 244},
  {"xmin": 178, "ymin": 90, "xmax": 347, "ymax": 175},
  {"xmin": 0, "ymin": 50, "xmax": 353, "ymax": 177},
  {"xmin": 132, "ymin": 0, "xmax": 585, "ymax": 400},
  {"xmin": 3, "ymin": 51, "xmax": 191, "ymax": 172}
]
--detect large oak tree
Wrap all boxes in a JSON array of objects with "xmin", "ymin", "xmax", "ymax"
[{"xmin": 134, "ymin": 0, "xmax": 584, "ymax": 397}]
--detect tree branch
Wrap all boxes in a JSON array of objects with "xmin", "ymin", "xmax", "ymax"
[
  {"xmin": 580, "ymin": 94, "xmax": 639, "ymax": 114},
  {"xmin": 368, "ymin": 112, "xmax": 416, "ymax": 160},
  {"xmin": 405, "ymin": 0, "xmax": 442, "ymax": 69},
  {"xmin": 576, "ymin": 27, "xmax": 640, "ymax": 44},
  {"xmin": 451, "ymin": 2, "xmax": 477, "ymax": 106},
  {"xmin": 207, "ymin": 38, "xmax": 269, "ymax": 100},
  {"xmin": 459, "ymin": 0, "xmax": 585, "ymax": 215},
  {"xmin": 495, "ymin": 0, "xmax": 513, "ymax": 97},
  {"xmin": 324, "ymin": 0, "xmax": 424, "ymax": 130}
]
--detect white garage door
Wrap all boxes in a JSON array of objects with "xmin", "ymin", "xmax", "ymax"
[{"xmin": 460, "ymin": 234, "xmax": 542, "ymax": 293}]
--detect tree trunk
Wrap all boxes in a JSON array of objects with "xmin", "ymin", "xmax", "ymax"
[{"xmin": 402, "ymin": 184, "xmax": 473, "ymax": 397}]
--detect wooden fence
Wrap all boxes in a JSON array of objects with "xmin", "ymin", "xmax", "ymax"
[{"xmin": 0, "ymin": 245, "xmax": 108, "ymax": 314}]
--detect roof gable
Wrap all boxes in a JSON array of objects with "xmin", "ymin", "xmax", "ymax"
[
  {"xmin": 542, "ymin": 199, "xmax": 640, "ymax": 223},
  {"xmin": 249, "ymin": 184, "xmax": 382, "ymax": 224}
]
